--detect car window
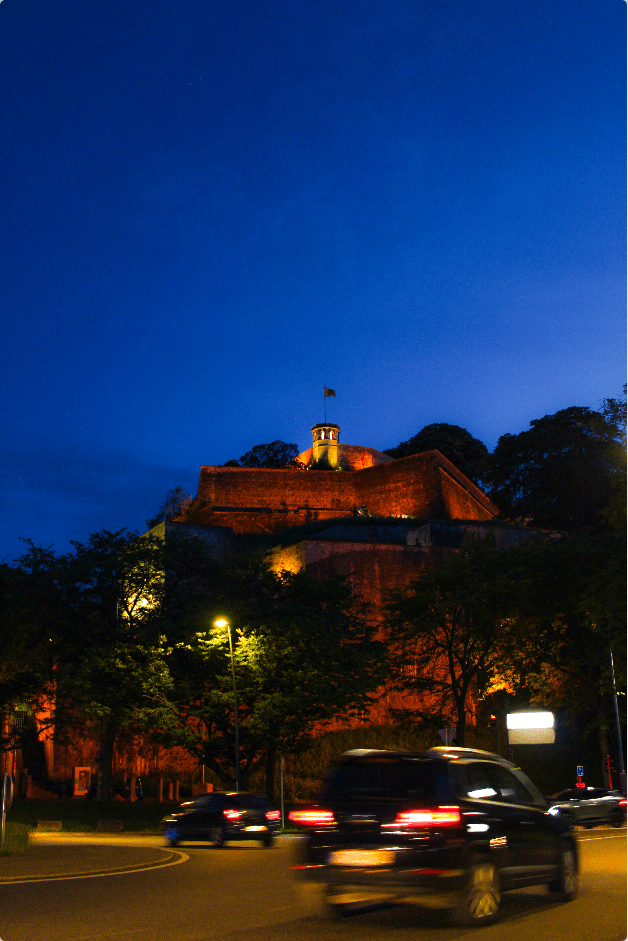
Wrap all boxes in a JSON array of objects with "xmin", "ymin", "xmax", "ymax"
[
  {"xmin": 484, "ymin": 764, "xmax": 537, "ymax": 806},
  {"xmin": 321, "ymin": 759, "xmax": 450, "ymax": 802},
  {"xmin": 510, "ymin": 768, "xmax": 546, "ymax": 806},
  {"xmin": 233, "ymin": 795, "xmax": 268, "ymax": 810},
  {"xmin": 188, "ymin": 794, "xmax": 221, "ymax": 809},
  {"xmin": 456, "ymin": 762, "xmax": 499, "ymax": 800},
  {"xmin": 553, "ymin": 790, "xmax": 578, "ymax": 801}
]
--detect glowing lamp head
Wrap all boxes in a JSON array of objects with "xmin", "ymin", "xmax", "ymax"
[{"xmin": 215, "ymin": 619, "xmax": 228, "ymax": 628}]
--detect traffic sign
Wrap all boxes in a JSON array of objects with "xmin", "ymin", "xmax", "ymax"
[
  {"xmin": 439, "ymin": 728, "xmax": 456, "ymax": 745},
  {"xmin": 577, "ymin": 765, "xmax": 584, "ymax": 777}
]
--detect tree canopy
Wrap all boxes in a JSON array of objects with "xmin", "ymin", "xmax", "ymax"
[
  {"xmin": 159, "ymin": 554, "xmax": 386, "ymax": 798},
  {"xmin": 384, "ymin": 423, "xmax": 489, "ymax": 486},
  {"xmin": 385, "ymin": 537, "xmax": 520, "ymax": 745},
  {"xmin": 487, "ymin": 405, "xmax": 625, "ymax": 530},
  {"xmin": 17, "ymin": 530, "xmax": 175, "ymax": 800},
  {"xmin": 224, "ymin": 440, "xmax": 304, "ymax": 468},
  {"xmin": 145, "ymin": 486, "xmax": 192, "ymax": 529}
]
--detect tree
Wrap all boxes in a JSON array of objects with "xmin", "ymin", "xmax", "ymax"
[
  {"xmin": 27, "ymin": 530, "xmax": 176, "ymax": 800},
  {"xmin": 145, "ymin": 486, "xmax": 192, "ymax": 529},
  {"xmin": 0, "ymin": 556, "xmax": 56, "ymax": 758},
  {"xmin": 384, "ymin": 424, "xmax": 489, "ymax": 486},
  {"xmin": 385, "ymin": 538, "xmax": 519, "ymax": 745},
  {"xmin": 486, "ymin": 406, "xmax": 625, "ymax": 530},
  {"xmin": 225, "ymin": 440, "xmax": 304, "ymax": 469},
  {"xmin": 510, "ymin": 530, "xmax": 626, "ymax": 781},
  {"xmin": 159, "ymin": 554, "xmax": 386, "ymax": 799}
]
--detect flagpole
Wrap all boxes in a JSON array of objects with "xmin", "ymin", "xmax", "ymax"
[{"xmin": 324, "ymin": 386, "xmax": 326, "ymax": 423}]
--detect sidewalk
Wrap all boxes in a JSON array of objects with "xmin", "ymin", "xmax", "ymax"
[{"xmin": 0, "ymin": 834, "xmax": 180, "ymax": 883}]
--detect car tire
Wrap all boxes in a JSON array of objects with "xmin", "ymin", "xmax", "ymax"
[
  {"xmin": 452, "ymin": 862, "xmax": 500, "ymax": 926},
  {"xmin": 165, "ymin": 829, "xmax": 180, "ymax": 847},
  {"xmin": 210, "ymin": 827, "xmax": 226, "ymax": 847},
  {"xmin": 548, "ymin": 845, "xmax": 578, "ymax": 900},
  {"xmin": 610, "ymin": 810, "xmax": 623, "ymax": 828},
  {"xmin": 261, "ymin": 832, "xmax": 274, "ymax": 848}
]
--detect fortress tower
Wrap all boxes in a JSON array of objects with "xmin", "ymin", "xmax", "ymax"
[{"xmin": 310, "ymin": 423, "xmax": 341, "ymax": 469}]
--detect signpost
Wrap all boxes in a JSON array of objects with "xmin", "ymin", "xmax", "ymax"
[
  {"xmin": 280, "ymin": 757, "xmax": 286, "ymax": 830},
  {"xmin": 0, "ymin": 773, "xmax": 13, "ymax": 851},
  {"xmin": 576, "ymin": 765, "xmax": 585, "ymax": 789}
]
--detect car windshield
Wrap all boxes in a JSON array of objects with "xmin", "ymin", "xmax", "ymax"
[{"xmin": 320, "ymin": 758, "xmax": 450, "ymax": 802}]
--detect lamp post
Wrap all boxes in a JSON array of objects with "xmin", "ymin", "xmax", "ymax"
[
  {"xmin": 215, "ymin": 619, "xmax": 240, "ymax": 792},
  {"xmin": 607, "ymin": 630, "xmax": 626, "ymax": 797}
]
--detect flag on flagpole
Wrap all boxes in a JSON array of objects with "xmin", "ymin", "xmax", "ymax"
[{"xmin": 324, "ymin": 387, "xmax": 336, "ymax": 397}]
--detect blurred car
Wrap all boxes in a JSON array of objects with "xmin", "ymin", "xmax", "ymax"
[
  {"xmin": 289, "ymin": 747, "xmax": 579, "ymax": 926},
  {"xmin": 546, "ymin": 788, "xmax": 626, "ymax": 828},
  {"xmin": 161, "ymin": 791, "xmax": 280, "ymax": 847}
]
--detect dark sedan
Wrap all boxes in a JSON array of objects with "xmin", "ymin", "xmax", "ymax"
[
  {"xmin": 161, "ymin": 792, "xmax": 281, "ymax": 847},
  {"xmin": 546, "ymin": 788, "xmax": 626, "ymax": 828}
]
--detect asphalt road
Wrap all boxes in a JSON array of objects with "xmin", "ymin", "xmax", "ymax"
[{"xmin": 0, "ymin": 830, "xmax": 625, "ymax": 941}]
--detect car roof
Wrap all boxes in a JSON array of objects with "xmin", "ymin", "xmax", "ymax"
[{"xmin": 340, "ymin": 746, "xmax": 517, "ymax": 769}]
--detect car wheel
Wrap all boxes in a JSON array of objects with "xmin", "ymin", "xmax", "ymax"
[
  {"xmin": 548, "ymin": 845, "xmax": 578, "ymax": 900},
  {"xmin": 210, "ymin": 827, "xmax": 226, "ymax": 847},
  {"xmin": 610, "ymin": 810, "xmax": 623, "ymax": 828},
  {"xmin": 261, "ymin": 832, "xmax": 274, "ymax": 848},
  {"xmin": 164, "ymin": 829, "xmax": 180, "ymax": 847},
  {"xmin": 453, "ymin": 862, "xmax": 500, "ymax": 926}
]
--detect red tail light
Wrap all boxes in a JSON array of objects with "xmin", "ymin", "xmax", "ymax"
[
  {"xmin": 223, "ymin": 809, "xmax": 242, "ymax": 820},
  {"xmin": 619, "ymin": 799, "xmax": 626, "ymax": 807},
  {"xmin": 395, "ymin": 807, "xmax": 461, "ymax": 827},
  {"xmin": 265, "ymin": 810, "xmax": 281, "ymax": 821},
  {"xmin": 289, "ymin": 810, "xmax": 335, "ymax": 826}
]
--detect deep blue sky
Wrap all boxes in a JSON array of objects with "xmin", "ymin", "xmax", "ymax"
[{"xmin": 1, "ymin": 0, "xmax": 625, "ymax": 562}]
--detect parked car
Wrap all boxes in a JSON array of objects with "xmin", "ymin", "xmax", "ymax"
[
  {"xmin": 290, "ymin": 747, "xmax": 579, "ymax": 926},
  {"xmin": 546, "ymin": 788, "xmax": 627, "ymax": 828},
  {"xmin": 161, "ymin": 792, "xmax": 280, "ymax": 847}
]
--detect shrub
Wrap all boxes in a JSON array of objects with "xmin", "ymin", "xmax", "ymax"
[{"xmin": 0, "ymin": 822, "xmax": 30, "ymax": 855}]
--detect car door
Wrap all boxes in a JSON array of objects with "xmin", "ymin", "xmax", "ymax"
[
  {"xmin": 183, "ymin": 795, "xmax": 219, "ymax": 838},
  {"xmin": 483, "ymin": 764, "xmax": 556, "ymax": 884}
]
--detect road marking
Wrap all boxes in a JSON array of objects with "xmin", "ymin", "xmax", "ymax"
[
  {"xmin": 578, "ymin": 834, "xmax": 627, "ymax": 842},
  {"xmin": 0, "ymin": 851, "xmax": 189, "ymax": 886}
]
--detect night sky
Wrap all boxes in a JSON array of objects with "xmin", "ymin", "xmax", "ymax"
[{"xmin": 1, "ymin": 0, "xmax": 625, "ymax": 562}]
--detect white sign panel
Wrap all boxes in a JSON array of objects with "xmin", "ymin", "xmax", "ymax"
[{"xmin": 506, "ymin": 712, "xmax": 555, "ymax": 745}]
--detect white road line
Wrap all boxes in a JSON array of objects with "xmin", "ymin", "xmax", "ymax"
[
  {"xmin": 578, "ymin": 834, "xmax": 627, "ymax": 842},
  {"xmin": 0, "ymin": 851, "xmax": 189, "ymax": 886}
]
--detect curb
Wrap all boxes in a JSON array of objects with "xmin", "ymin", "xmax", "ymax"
[{"xmin": 0, "ymin": 849, "xmax": 184, "ymax": 884}]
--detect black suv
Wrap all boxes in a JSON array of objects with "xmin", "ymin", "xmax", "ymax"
[
  {"xmin": 161, "ymin": 792, "xmax": 280, "ymax": 847},
  {"xmin": 290, "ymin": 747, "xmax": 578, "ymax": 925}
]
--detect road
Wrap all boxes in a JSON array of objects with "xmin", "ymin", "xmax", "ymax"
[{"xmin": 0, "ymin": 830, "xmax": 625, "ymax": 941}]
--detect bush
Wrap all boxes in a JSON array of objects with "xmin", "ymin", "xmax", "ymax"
[{"xmin": 0, "ymin": 822, "xmax": 30, "ymax": 855}]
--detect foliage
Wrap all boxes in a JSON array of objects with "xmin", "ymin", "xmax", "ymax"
[
  {"xmin": 145, "ymin": 486, "xmax": 192, "ymax": 529},
  {"xmin": 0, "ymin": 558, "xmax": 56, "ymax": 754},
  {"xmin": 159, "ymin": 554, "xmax": 386, "ymax": 797},
  {"xmin": 384, "ymin": 423, "xmax": 489, "ymax": 486},
  {"xmin": 224, "ymin": 440, "xmax": 305, "ymax": 469},
  {"xmin": 601, "ymin": 384, "xmax": 627, "ymax": 438},
  {"xmin": 509, "ymin": 530, "xmax": 626, "ymax": 772},
  {"xmin": 385, "ymin": 537, "xmax": 522, "ymax": 745},
  {"xmin": 487, "ymin": 405, "xmax": 625, "ymax": 530},
  {"xmin": 7, "ymin": 799, "xmax": 179, "ymax": 833},
  {"xmin": 18, "ymin": 530, "xmax": 176, "ymax": 801},
  {"xmin": 0, "ymin": 822, "xmax": 30, "ymax": 855}
]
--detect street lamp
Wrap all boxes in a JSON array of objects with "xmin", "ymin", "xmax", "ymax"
[{"xmin": 215, "ymin": 619, "xmax": 240, "ymax": 792}]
